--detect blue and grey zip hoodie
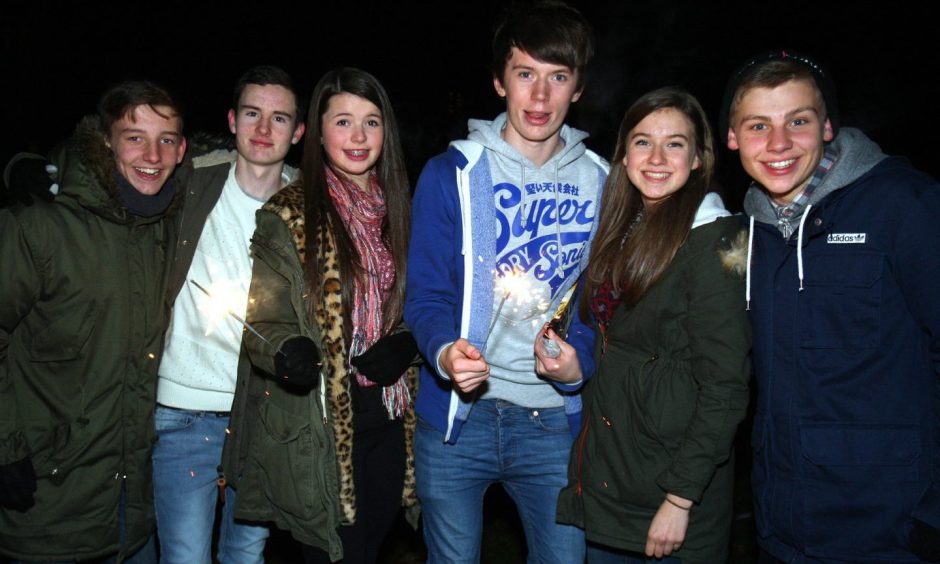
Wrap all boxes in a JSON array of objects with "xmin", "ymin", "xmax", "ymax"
[{"xmin": 405, "ymin": 113, "xmax": 608, "ymax": 444}]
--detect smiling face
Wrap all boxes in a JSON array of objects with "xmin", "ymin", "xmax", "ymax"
[
  {"xmin": 320, "ymin": 92, "xmax": 384, "ymax": 189},
  {"xmin": 227, "ymin": 84, "xmax": 304, "ymax": 168},
  {"xmin": 623, "ymin": 107, "xmax": 701, "ymax": 207},
  {"xmin": 727, "ymin": 78, "xmax": 833, "ymax": 205},
  {"xmin": 108, "ymin": 104, "xmax": 186, "ymax": 195},
  {"xmin": 493, "ymin": 47, "xmax": 582, "ymax": 165}
]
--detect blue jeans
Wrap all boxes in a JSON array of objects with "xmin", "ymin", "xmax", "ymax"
[
  {"xmin": 587, "ymin": 542, "xmax": 681, "ymax": 563},
  {"xmin": 415, "ymin": 399, "xmax": 584, "ymax": 564},
  {"xmin": 153, "ymin": 406, "xmax": 269, "ymax": 564}
]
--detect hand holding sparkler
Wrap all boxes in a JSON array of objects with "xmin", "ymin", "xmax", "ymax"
[
  {"xmin": 534, "ymin": 325, "xmax": 582, "ymax": 385},
  {"xmin": 439, "ymin": 338, "xmax": 490, "ymax": 394},
  {"xmin": 275, "ymin": 336, "xmax": 322, "ymax": 390},
  {"xmin": 189, "ymin": 279, "xmax": 320, "ymax": 389}
]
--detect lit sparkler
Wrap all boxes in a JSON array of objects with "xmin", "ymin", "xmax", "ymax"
[
  {"xmin": 189, "ymin": 279, "xmax": 276, "ymax": 349},
  {"xmin": 483, "ymin": 266, "xmax": 544, "ymax": 348}
]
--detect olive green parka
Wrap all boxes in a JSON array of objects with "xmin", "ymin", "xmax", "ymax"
[
  {"xmin": 0, "ymin": 117, "xmax": 177, "ymax": 560},
  {"xmin": 557, "ymin": 211, "xmax": 751, "ymax": 564}
]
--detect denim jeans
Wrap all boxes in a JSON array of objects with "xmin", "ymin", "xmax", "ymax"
[
  {"xmin": 415, "ymin": 399, "xmax": 584, "ymax": 564},
  {"xmin": 152, "ymin": 405, "xmax": 269, "ymax": 564},
  {"xmin": 587, "ymin": 542, "xmax": 682, "ymax": 564}
]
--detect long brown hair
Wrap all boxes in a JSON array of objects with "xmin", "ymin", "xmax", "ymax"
[
  {"xmin": 301, "ymin": 68, "xmax": 411, "ymax": 341},
  {"xmin": 580, "ymin": 87, "xmax": 715, "ymax": 319}
]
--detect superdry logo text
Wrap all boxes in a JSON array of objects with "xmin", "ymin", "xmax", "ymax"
[
  {"xmin": 494, "ymin": 181, "xmax": 596, "ymax": 298},
  {"xmin": 827, "ymin": 233, "xmax": 866, "ymax": 244}
]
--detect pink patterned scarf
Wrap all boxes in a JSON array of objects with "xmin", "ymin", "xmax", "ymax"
[{"xmin": 326, "ymin": 166, "xmax": 410, "ymax": 418}]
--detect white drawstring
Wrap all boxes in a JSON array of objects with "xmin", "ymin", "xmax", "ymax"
[
  {"xmin": 796, "ymin": 204, "xmax": 812, "ymax": 292},
  {"xmin": 746, "ymin": 216, "xmax": 754, "ymax": 311}
]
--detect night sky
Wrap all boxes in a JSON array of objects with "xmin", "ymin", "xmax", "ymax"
[{"xmin": 4, "ymin": 1, "xmax": 938, "ymax": 208}]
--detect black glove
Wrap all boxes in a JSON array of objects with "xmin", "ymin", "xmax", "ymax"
[
  {"xmin": 351, "ymin": 331, "xmax": 418, "ymax": 386},
  {"xmin": 0, "ymin": 457, "xmax": 37, "ymax": 512},
  {"xmin": 911, "ymin": 518, "xmax": 940, "ymax": 561},
  {"xmin": 274, "ymin": 336, "xmax": 322, "ymax": 390},
  {"xmin": 4, "ymin": 155, "xmax": 57, "ymax": 206}
]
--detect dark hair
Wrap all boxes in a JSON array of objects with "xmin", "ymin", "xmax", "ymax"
[
  {"xmin": 97, "ymin": 80, "xmax": 182, "ymax": 135},
  {"xmin": 232, "ymin": 65, "xmax": 304, "ymax": 123},
  {"xmin": 720, "ymin": 49, "xmax": 839, "ymax": 135},
  {"xmin": 491, "ymin": 0, "xmax": 594, "ymax": 90},
  {"xmin": 301, "ymin": 68, "xmax": 410, "ymax": 340},
  {"xmin": 581, "ymin": 87, "xmax": 714, "ymax": 318}
]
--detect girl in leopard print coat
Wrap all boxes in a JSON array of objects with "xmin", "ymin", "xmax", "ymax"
[{"xmin": 230, "ymin": 68, "xmax": 418, "ymax": 564}]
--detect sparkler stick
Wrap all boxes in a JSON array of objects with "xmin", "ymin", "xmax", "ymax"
[
  {"xmin": 189, "ymin": 279, "xmax": 277, "ymax": 349},
  {"xmin": 483, "ymin": 291, "xmax": 511, "ymax": 347},
  {"xmin": 482, "ymin": 266, "xmax": 534, "ymax": 349}
]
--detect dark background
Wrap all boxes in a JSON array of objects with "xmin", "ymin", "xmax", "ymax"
[{"xmin": 3, "ymin": 1, "xmax": 939, "ymax": 208}]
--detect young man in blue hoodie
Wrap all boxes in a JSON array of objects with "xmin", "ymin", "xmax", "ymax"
[
  {"xmin": 724, "ymin": 50, "xmax": 940, "ymax": 563},
  {"xmin": 404, "ymin": 2, "xmax": 607, "ymax": 561}
]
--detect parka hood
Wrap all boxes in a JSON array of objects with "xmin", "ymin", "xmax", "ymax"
[{"xmin": 53, "ymin": 115, "xmax": 182, "ymax": 223}]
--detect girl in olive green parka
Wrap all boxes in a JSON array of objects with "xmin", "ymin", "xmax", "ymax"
[{"xmin": 556, "ymin": 88, "xmax": 751, "ymax": 564}]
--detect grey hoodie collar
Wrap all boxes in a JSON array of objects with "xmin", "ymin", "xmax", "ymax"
[
  {"xmin": 465, "ymin": 113, "xmax": 590, "ymax": 278},
  {"xmin": 743, "ymin": 127, "xmax": 887, "ymax": 235},
  {"xmin": 466, "ymin": 113, "xmax": 589, "ymax": 169},
  {"xmin": 743, "ymin": 128, "xmax": 889, "ymax": 309}
]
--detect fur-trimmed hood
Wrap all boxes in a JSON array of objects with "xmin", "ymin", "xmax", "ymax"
[{"xmin": 52, "ymin": 115, "xmax": 182, "ymax": 222}]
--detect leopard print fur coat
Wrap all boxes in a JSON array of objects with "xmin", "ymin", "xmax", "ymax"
[{"xmin": 262, "ymin": 181, "xmax": 418, "ymax": 524}]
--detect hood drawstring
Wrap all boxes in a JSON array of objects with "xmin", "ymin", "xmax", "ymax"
[
  {"xmin": 552, "ymin": 162, "xmax": 564, "ymax": 278},
  {"xmin": 746, "ymin": 216, "xmax": 754, "ymax": 311},
  {"xmin": 519, "ymin": 163, "xmax": 527, "ymax": 229},
  {"xmin": 747, "ymin": 203, "xmax": 814, "ymax": 310},
  {"xmin": 796, "ymin": 204, "xmax": 812, "ymax": 292}
]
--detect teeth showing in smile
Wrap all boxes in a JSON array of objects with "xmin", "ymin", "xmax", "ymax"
[
  {"xmin": 766, "ymin": 159, "xmax": 796, "ymax": 170},
  {"xmin": 136, "ymin": 167, "xmax": 159, "ymax": 176},
  {"xmin": 644, "ymin": 172, "xmax": 670, "ymax": 179},
  {"xmin": 348, "ymin": 150, "xmax": 367, "ymax": 157}
]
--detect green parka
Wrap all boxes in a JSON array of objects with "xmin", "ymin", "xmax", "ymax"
[
  {"xmin": 0, "ymin": 117, "xmax": 176, "ymax": 560},
  {"xmin": 557, "ymin": 211, "xmax": 751, "ymax": 564},
  {"xmin": 222, "ymin": 189, "xmax": 344, "ymax": 561}
]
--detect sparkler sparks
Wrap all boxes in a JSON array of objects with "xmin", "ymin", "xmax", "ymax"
[
  {"xmin": 189, "ymin": 279, "xmax": 276, "ymax": 349},
  {"xmin": 483, "ymin": 266, "xmax": 549, "ymax": 348}
]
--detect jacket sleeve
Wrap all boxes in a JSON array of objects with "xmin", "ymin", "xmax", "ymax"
[
  {"xmin": 404, "ymin": 156, "xmax": 462, "ymax": 378},
  {"xmin": 552, "ymin": 280, "xmax": 595, "ymax": 392},
  {"xmin": 243, "ymin": 208, "xmax": 322, "ymax": 377},
  {"xmin": 656, "ymin": 227, "xmax": 752, "ymax": 502},
  {"xmin": 893, "ymin": 173, "xmax": 940, "ymax": 528},
  {"xmin": 0, "ymin": 209, "xmax": 41, "ymax": 464}
]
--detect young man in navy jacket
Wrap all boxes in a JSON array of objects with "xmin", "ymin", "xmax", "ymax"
[{"xmin": 724, "ymin": 50, "xmax": 940, "ymax": 563}]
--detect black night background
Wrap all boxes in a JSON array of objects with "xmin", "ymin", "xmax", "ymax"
[
  {"xmin": 2, "ymin": 1, "xmax": 939, "ymax": 561},
  {"xmin": 3, "ymin": 1, "xmax": 939, "ymax": 210}
]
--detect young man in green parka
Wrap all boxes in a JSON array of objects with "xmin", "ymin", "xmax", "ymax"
[{"xmin": 0, "ymin": 81, "xmax": 185, "ymax": 562}]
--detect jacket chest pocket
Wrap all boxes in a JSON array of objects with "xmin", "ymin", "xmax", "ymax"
[
  {"xmin": 799, "ymin": 251, "xmax": 883, "ymax": 349},
  {"xmin": 28, "ymin": 300, "xmax": 97, "ymax": 362}
]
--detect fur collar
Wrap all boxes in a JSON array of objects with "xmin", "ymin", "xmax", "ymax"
[{"xmin": 261, "ymin": 182, "xmax": 419, "ymax": 524}]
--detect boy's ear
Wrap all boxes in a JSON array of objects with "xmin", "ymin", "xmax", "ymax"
[
  {"xmin": 493, "ymin": 76, "xmax": 507, "ymax": 98},
  {"xmin": 227, "ymin": 109, "xmax": 237, "ymax": 135},
  {"xmin": 727, "ymin": 127, "xmax": 739, "ymax": 151}
]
